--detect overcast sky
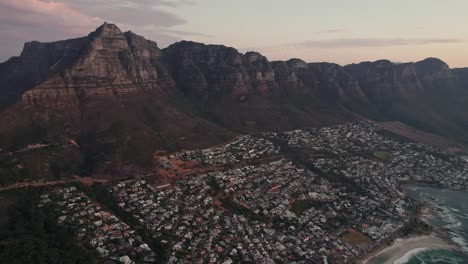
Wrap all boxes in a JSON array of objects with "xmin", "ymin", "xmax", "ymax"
[{"xmin": 0, "ymin": 0, "xmax": 467, "ymax": 67}]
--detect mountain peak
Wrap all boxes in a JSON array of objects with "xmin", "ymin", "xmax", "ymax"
[
  {"xmin": 89, "ymin": 22, "xmax": 124, "ymax": 39},
  {"xmin": 99, "ymin": 22, "xmax": 121, "ymax": 31},
  {"xmin": 415, "ymin": 57, "xmax": 450, "ymax": 75},
  {"xmin": 287, "ymin": 58, "xmax": 308, "ymax": 69},
  {"xmin": 86, "ymin": 22, "xmax": 129, "ymax": 52},
  {"xmin": 245, "ymin": 52, "xmax": 268, "ymax": 63},
  {"xmin": 416, "ymin": 57, "xmax": 449, "ymax": 67}
]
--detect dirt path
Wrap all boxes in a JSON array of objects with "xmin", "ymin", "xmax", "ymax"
[{"xmin": 0, "ymin": 177, "xmax": 109, "ymax": 192}]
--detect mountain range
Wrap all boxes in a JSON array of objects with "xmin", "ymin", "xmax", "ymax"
[{"xmin": 0, "ymin": 23, "xmax": 467, "ymax": 181}]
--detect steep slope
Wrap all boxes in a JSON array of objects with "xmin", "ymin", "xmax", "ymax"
[
  {"xmin": 21, "ymin": 23, "xmax": 171, "ymax": 107},
  {"xmin": 162, "ymin": 43, "xmax": 362, "ymax": 131},
  {"xmin": 0, "ymin": 24, "xmax": 235, "ymax": 181},
  {"xmin": 0, "ymin": 36, "xmax": 89, "ymax": 107},
  {"xmin": 344, "ymin": 58, "xmax": 468, "ymax": 145},
  {"xmin": 0, "ymin": 23, "xmax": 467, "ymax": 182}
]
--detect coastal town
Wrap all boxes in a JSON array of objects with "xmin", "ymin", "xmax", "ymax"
[{"xmin": 34, "ymin": 122, "xmax": 467, "ymax": 263}]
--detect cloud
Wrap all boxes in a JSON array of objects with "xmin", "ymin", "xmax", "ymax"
[
  {"xmin": 0, "ymin": 0, "xmax": 101, "ymax": 34},
  {"xmin": 158, "ymin": 29, "xmax": 213, "ymax": 38},
  {"xmin": 244, "ymin": 37, "xmax": 464, "ymax": 57},
  {"xmin": 125, "ymin": 27, "xmax": 211, "ymax": 48},
  {"xmin": 298, "ymin": 38, "xmax": 465, "ymax": 48},
  {"xmin": 316, "ymin": 29, "xmax": 348, "ymax": 34},
  {"xmin": 59, "ymin": 0, "xmax": 194, "ymax": 9},
  {"xmin": 60, "ymin": 0, "xmax": 188, "ymax": 28},
  {"xmin": 0, "ymin": 0, "xmax": 100, "ymax": 60},
  {"xmin": 155, "ymin": 0, "xmax": 195, "ymax": 7},
  {"xmin": 0, "ymin": 0, "xmax": 211, "ymax": 61}
]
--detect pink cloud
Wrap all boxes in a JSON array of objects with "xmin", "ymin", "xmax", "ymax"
[
  {"xmin": 0, "ymin": 0, "xmax": 101, "ymax": 34},
  {"xmin": 0, "ymin": 0, "xmax": 202, "ymax": 61}
]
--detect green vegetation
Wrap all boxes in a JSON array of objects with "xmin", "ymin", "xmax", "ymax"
[
  {"xmin": 376, "ymin": 129, "xmax": 414, "ymax": 144},
  {"xmin": 0, "ymin": 152, "xmax": 25, "ymax": 185},
  {"xmin": 0, "ymin": 189, "xmax": 97, "ymax": 264},
  {"xmin": 339, "ymin": 228, "xmax": 373, "ymax": 246},
  {"xmin": 0, "ymin": 124, "xmax": 48, "ymax": 150},
  {"xmin": 401, "ymin": 218, "xmax": 433, "ymax": 237},
  {"xmin": 373, "ymin": 151, "xmax": 391, "ymax": 161},
  {"xmin": 290, "ymin": 199, "xmax": 316, "ymax": 215},
  {"xmin": 0, "ymin": 145, "xmax": 81, "ymax": 186}
]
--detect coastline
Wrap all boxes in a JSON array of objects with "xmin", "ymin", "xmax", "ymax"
[
  {"xmin": 361, "ymin": 234, "xmax": 457, "ymax": 264},
  {"xmin": 360, "ymin": 185, "xmax": 468, "ymax": 264},
  {"xmin": 359, "ymin": 192, "xmax": 456, "ymax": 264}
]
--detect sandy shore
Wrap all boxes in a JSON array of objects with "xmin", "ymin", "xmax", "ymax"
[{"xmin": 362, "ymin": 234, "xmax": 456, "ymax": 264}]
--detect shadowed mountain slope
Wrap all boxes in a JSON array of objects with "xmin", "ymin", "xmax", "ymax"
[{"xmin": 0, "ymin": 23, "xmax": 467, "ymax": 180}]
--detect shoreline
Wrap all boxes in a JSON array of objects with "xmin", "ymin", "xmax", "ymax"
[
  {"xmin": 361, "ymin": 233, "xmax": 457, "ymax": 264},
  {"xmin": 360, "ymin": 194, "xmax": 465, "ymax": 264},
  {"xmin": 359, "ymin": 197, "xmax": 459, "ymax": 264}
]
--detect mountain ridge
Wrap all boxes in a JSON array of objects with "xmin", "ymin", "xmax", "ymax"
[{"xmin": 0, "ymin": 23, "xmax": 467, "ymax": 181}]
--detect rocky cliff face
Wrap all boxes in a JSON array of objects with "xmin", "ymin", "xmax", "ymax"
[
  {"xmin": 162, "ymin": 43, "xmax": 364, "ymax": 131},
  {"xmin": 454, "ymin": 67, "xmax": 468, "ymax": 93},
  {"xmin": 162, "ymin": 41, "xmax": 279, "ymax": 101},
  {"xmin": 0, "ymin": 36, "xmax": 89, "ymax": 106},
  {"xmin": 162, "ymin": 43, "xmax": 369, "ymax": 108},
  {"xmin": 307, "ymin": 62, "xmax": 368, "ymax": 104},
  {"xmin": 19, "ymin": 23, "xmax": 175, "ymax": 107},
  {"xmin": 344, "ymin": 58, "xmax": 458, "ymax": 103},
  {"xmin": 4, "ymin": 24, "xmax": 460, "ymax": 114},
  {"xmin": 0, "ymin": 23, "xmax": 467, "ymax": 178},
  {"xmin": 343, "ymin": 58, "xmax": 468, "ymax": 144},
  {"xmin": 1, "ymin": 24, "xmax": 465, "ymax": 114}
]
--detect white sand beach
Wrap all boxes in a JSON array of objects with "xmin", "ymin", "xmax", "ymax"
[{"xmin": 362, "ymin": 234, "xmax": 456, "ymax": 264}]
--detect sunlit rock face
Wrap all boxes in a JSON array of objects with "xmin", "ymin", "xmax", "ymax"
[{"xmin": 19, "ymin": 23, "xmax": 173, "ymax": 107}]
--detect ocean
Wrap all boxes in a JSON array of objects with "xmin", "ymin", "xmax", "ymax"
[{"xmin": 402, "ymin": 185, "xmax": 468, "ymax": 264}]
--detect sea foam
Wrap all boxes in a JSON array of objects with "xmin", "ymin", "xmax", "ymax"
[{"xmin": 393, "ymin": 247, "xmax": 429, "ymax": 264}]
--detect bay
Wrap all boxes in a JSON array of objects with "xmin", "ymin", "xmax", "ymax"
[{"xmin": 400, "ymin": 185, "xmax": 468, "ymax": 264}]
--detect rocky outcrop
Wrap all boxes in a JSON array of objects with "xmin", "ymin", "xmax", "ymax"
[
  {"xmin": 162, "ymin": 41, "xmax": 279, "ymax": 101},
  {"xmin": 343, "ymin": 58, "xmax": 458, "ymax": 103},
  {"xmin": 0, "ymin": 36, "xmax": 89, "ymax": 105},
  {"xmin": 17, "ymin": 23, "xmax": 174, "ymax": 107},
  {"xmin": 344, "ymin": 60, "xmax": 414, "ymax": 104},
  {"xmin": 342, "ymin": 58, "xmax": 468, "ymax": 145},
  {"xmin": 308, "ymin": 62, "xmax": 368, "ymax": 104},
  {"xmin": 271, "ymin": 59, "xmax": 306, "ymax": 93},
  {"xmin": 162, "ymin": 42, "xmax": 369, "ymax": 105}
]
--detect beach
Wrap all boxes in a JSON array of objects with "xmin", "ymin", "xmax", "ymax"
[{"xmin": 362, "ymin": 234, "xmax": 456, "ymax": 264}]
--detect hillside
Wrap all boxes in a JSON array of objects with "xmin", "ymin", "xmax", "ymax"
[{"xmin": 0, "ymin": 23, "xmax": 467, "ymax": 181}]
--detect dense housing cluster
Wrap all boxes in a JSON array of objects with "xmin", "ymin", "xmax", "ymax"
[
  {"xmin": 274, "ymin": 122, "xmax": 467, "ymax": 190},
  {"xmin": 110, "ymin": 179, "xmax": 245, "ymax": 263},
  {"xmin": 40, "ymin": 122, "xmax": 467, "ymax": 263},
  {"xmin": 158, "ymin": 135, "xmax": 279, "ymax": 168},
  {"xmin": 38, "ymin": 186, "xmax": 157, "ymax": 263},
  {"xmin": 109, "ymin": 176, "xmax": 357, "ymax": 263}
]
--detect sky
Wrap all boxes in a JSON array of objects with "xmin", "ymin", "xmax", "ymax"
[{"xmin": 0, "ymin": 0, "xmax": 467, "ymax": 67}]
